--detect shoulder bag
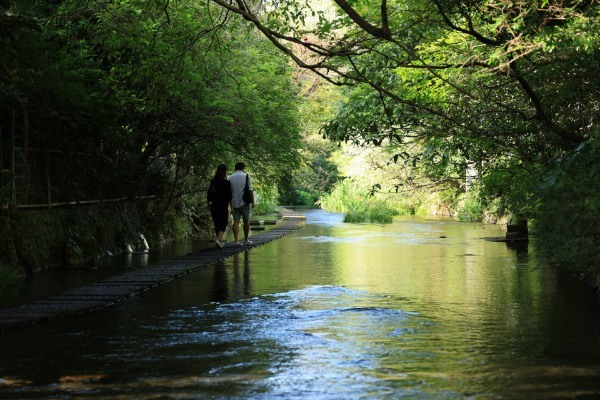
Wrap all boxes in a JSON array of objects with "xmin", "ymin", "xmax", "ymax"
[{"xmin": 242, "ymin": 174, "xmax": 252, "ymax": 203}]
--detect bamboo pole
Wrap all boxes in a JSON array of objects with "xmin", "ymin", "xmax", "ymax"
[{"xmin": 15, "ymin": 195, "xmax": 157, "ymax": 210}]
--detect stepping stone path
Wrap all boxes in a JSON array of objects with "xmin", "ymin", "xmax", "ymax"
[{"xmin": 0, "ymin": 209, "xmax": 306, "ymax": 331}]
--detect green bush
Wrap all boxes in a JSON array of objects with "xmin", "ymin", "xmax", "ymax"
[
  {"xmin": 458, "ymin": 195, "xmax": 484, "ymax": 222},
  {"xmin": 319, "ymin": 179, "xmax": 367, "ymax": 213},
  {"xmin": 253, "ymin": 184, "xmax": 279, "ymax": 214},
  {"xmin": 321, "ymin": 179, "xmax": 409, "ymax": 223},
  {"xmin": 344, "ymin": 210, "xmax": 368, "ymax": 223},
  {"xmin": 343, "ymin": 202, "xmax": 396, "ymax": 224},
  {"xmin": 533, "ymin": 141, "xmax": 600, "ymax": 288},
  {"xmin": 296, "ymin": 190, "xmax": 319, "ymax": 206},
  {"xmin": 368, "ymin": 203, "xmax": 396, "ymax": 223}
]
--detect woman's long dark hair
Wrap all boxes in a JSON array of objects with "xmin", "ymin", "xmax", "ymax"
[{"xmin": 214, "ymin": 164, "xmax": 227, "ymax": 179}]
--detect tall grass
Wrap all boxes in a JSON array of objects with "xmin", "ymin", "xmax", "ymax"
[
  {"xmin": 318, "ymin": 179, "xmax": 366, "ymax": 213},
  {"xmin": 343, "ymin": 210, "xmax": 366, "ymax": 223},
  {"xmin": 320, "ymin": 179, "xmax": 407, "ymax": 223},
  {"xmin": 343, "ymin": 202, "xmax": 397, "ymax": 224},
  {"xmin": 368, "ymin": 203, "xmax": 396, "ymax": 223},
  {"xmin": 319, "ymin": 180, "xmax": 397, "ymax": 223}
]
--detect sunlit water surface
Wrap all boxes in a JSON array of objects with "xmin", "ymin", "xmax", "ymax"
[{"xmin": 1, "ymin": 209, "xmax": 600, "ymax": 399}]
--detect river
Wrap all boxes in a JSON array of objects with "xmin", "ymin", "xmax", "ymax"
[{"xmin": 1, "ymin": 208, "xmax": 600, "ymax": 399}]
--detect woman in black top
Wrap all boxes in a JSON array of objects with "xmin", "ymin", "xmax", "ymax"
[{"xmin": 207, "ymin": 164, "xmax": 232, "ymax": 248}]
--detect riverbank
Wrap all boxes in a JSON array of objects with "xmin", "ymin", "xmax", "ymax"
[
  {"xmin": 0, "ymin": 201, "xmax": 181, "ymax": 276},
  {"xmin": 0, "ymin": 210, "xmax": 306, "ymax": 331}
]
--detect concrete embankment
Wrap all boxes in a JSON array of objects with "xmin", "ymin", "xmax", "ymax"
[{"xmin": 0, "ymin": 210, "xmax": 306, "ymax": 331}]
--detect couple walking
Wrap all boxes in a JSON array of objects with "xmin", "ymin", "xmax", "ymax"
[{"xmin": 207, "ymin": 162, "xmax": 254, "ymax": 248}]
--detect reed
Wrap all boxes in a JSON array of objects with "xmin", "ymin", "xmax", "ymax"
[{"xmin": 343, "ymin": 202, "xmax": 396, "ymax": 224}]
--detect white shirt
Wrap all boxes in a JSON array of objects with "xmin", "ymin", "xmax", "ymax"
[{"xmin": 228, "ymin": 170, "xmax": 253, "ymax": 208}]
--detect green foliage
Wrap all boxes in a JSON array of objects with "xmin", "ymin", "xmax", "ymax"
[
  {"xmin": 170, "ymin": 214, "xmax": 194, "ymax": 240},
  {"xmin": 457, "ymin": 195, "xmax": 485, "ymax": 222},
  {"xmin": 320, "ymin": 177, "xmax": 398, "ymax": 224},
  {"xmin": 0, "ymin": 264, "xmax": 23, "ymax": 292},
  {"xmin": 414, "ymin": 187, "xmax": 459, "ymax": 216},
  {"xmin": 278, "ymin": 151, "xmax": 340, "ymax": 206},
  {"xmin": 367, "ymin": 202, "xmax": 396, "ymax": 224},
  {"xmin": 533, "ymin": 141, "xmax": 600, "ymax": 286},
  {"xmin": 212, "ymin": 0, "xmax": 600, "ymax": 235},
  {"xmin": 319, "ymin": 142, "xmax": 462, "ymax": 219},
  {"xmin": 476, "ymin": 160, "xmax": 546, "ymax": 223},
  {"xmin": 277, "ymin": 62, "xmax": 343, "ymax": 206},
  {"xmin": 319, "ymin": 179, "xmax": 366, "ymax": 214},
  {"xmin": 343, "ymin": 201, "xmax": 396, "ymax": 224},
  {"xmin": 343, "ymin": 210, "xmax": 367, "ymax": 223},
  {"xmin": 253, "ymin": 184, "xmax": 279, "ymax": 215},
  {"xmin": 281, "ymin": 188, "xmax": 319, "ymax": 207},
  {"xmin": 1, "ymin": 0, "xmax": 304, "ymax": 246}
]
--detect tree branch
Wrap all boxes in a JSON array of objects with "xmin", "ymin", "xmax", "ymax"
[
  {"xmin": 163, "ymin": 0, "xmax": 170, "ymax": 24},
  {"xmin": 431, "ymin": 0, "xmax": 502, "ymax": 46},
  {"xmin": 509, "ymin": 61, "xmax": 585, "ymax": 144},
  {"xmin": 333, "ymin": 0, "xmax": 391, "ymax": 39}
]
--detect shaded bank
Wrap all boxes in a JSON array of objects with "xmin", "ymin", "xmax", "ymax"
[
  {"xmin": 533, "ymin": 141, "xmax": 600, "ymax": 293},
  {"xmin": 0, "ymin": 201, "xmax": 187, "ymax": 275}
]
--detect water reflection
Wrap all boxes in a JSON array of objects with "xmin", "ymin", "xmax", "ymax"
[
  {"xmin": 212, "ymin": 253, "xmax": 251, "ymax": 303},
  {"xmin": 1, "ymin": 209, "xmax": 600, "ymax": 399}
]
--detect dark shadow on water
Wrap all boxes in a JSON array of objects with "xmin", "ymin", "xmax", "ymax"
[
  {"xmin": 0, "ymin": 214, "xmax": 276, "ymax": 309},
  {"xmin": 0, "ymin": 239, "xmax": 211, "ymax": 308},
  {"xmin": 212, "ymin": 252, "xmax": 251, "ymax": 303},
  {"xmin": 505, "ymin": 240, "xmax": 529, "ymax": 254}
]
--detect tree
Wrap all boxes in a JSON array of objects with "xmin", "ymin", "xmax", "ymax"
[
  {"xmin": 1, "ymin": 0, "xmax": 306, "ymax": 273},
  {"xmin": 278, "ymin": 63, "xmax": 342, "ymax": 205},
  {"xmin": 0, "ymin": 0, "xmax": 42, "ymax": 160},
  {"xmin": 206, "ymin": 0, "xmax": 599, "ymax": 216},
  {"xmin": 1, "ymin": 0, "xmax": 302, "ymax": 210}
]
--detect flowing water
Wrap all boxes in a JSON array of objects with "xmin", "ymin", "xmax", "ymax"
[{"xmin": 1, "ymin": 209, "xmax": 600, "ymax": 399}]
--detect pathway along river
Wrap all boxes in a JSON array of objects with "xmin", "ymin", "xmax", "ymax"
[{"xmin": 1, "ymin": 209, "xmax": 600, "ymax": 399}]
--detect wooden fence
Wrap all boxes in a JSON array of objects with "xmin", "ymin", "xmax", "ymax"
[{"xmin": 1, "ymin": 141, "xmax": 157, "ymax": 213}]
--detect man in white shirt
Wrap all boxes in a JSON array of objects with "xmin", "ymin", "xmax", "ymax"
[{"xmin": 228, "ymin": 162, "xmax": 255, "ymax": 245}]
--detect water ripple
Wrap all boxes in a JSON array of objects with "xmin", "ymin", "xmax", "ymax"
[{"xmin": 152, "ymin": 285, "xmax": 437, "ymax": 398}]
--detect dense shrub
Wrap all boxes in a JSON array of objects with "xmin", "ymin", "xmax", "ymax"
[
  {"xmin": 368, "ymin": 203, "xmax": 396, "ymax": 223},
  {"xmin": 342, "ymin": 201, "xmax": 397, "ymax": 224},
  {"xmin": 533, "ymin": 141, "xmax": 600, "ymax": 289},
  {"xmin": 458, "ymin": 195, "xmax": 485, "ymax": 222}
]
